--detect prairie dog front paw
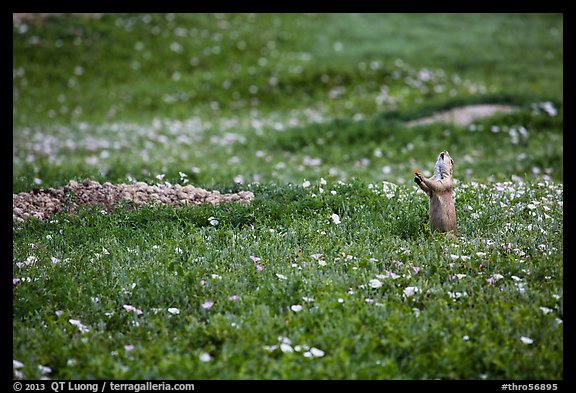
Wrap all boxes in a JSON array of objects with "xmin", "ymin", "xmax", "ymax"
[{"xmin": 414, "ymin": 172, "xmax": 423, "ymax": 184}]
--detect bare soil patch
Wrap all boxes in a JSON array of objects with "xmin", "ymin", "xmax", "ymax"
[
  {"xmin": 406, "ymin": 104, "xmax": 518, "ymax": 127},
  {"xmin": 13, "ymin": 179, "xmax": 254, "ymax": 222}
]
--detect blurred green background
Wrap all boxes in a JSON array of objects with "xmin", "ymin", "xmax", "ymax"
[{"xmin": 13, "ymin": 13, "xmax": 563, "ymax": 191}]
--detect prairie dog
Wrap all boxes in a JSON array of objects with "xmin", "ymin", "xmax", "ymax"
[{"xmin": 414, "ymin": 151, "xmax": 458, "ymax": 236}]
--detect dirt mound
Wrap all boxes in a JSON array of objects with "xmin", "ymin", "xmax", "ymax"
[
  {"xmin": 13, "ymin": 179, "xmax": 254, "ymax": 222},
  {"xmin": 406, "ymin": 104, "xmax": 518, "ymax": 127}
]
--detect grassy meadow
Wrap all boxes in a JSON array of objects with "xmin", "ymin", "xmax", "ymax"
[{"xmin": 13, "ymin": 13, "xmax": 563, "ymax": 380}]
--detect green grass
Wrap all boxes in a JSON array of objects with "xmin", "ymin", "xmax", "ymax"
[
  {"xmin": 13, "ymin": 180, "xmax": 563, "ymax": 379},
  {"xmin": 13, "ymin": 13, "xmax": 562, "ymax": 379}
]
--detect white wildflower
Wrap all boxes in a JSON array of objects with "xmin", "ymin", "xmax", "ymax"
[
  {"xmin": 369, "ymin": 279, "xmax": 383, "ymax": 288},
  {"xmin": 199, "ymin": 353, "xmax": 212, "ymax": 362},
  {"xmin": 69, "ymin": 319, "xmax": 90, "ymax": 334},
  {"xmin": 403, "ymin": 286, "xmax": 420, "ymax": 297},
  {"xmin": 38, "ymin": 365, "xmax": 51, "ymax": 375},
  {"xmin": 520, "ymin": 336, "xmax": 534, "ymax": 344}
]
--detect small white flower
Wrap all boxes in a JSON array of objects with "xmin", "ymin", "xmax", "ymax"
[
  {"xmin": 520, "ymin": 336, "xmax": 534, "ymax": 344},
  {"xmin": 201, "ymin": 300, "xmax": 214, "ymax": 310},
  {"xmin": 302, "ymin": 180, "xmax": 311, "ymax": 188},
  {"xmin": 337, "ymin": 298, "xmax": 344, "ymax": 303},
  {"xmin": 38, "ymin": 365, "xmax": 52, "ymax": 375},
  {"xmin": 69, "ymin": 319, "xmax": 90, "ymax": 334},
  {"xmin": 302, "ymin": 297, "xmax": 314, "ymax": 302},
  {"xmin": 278, "ymin": 336, "xmax": 291, "ymax": 344},
  {"xmin": 448, "ymin": 291, "xmax": 467, "ymax": 299},
  {"xmin": 331, "ymin": 213, "xmax": 341, "ymax": 224},
  {"xmin": 208, "ymin": 217, "xmax": 219, "ymax": 226},
  {"xmin": 276, "ymin": 273, "xmax": 288, "ymax": 280},
  {"xmin": 167, "ymin": 307, "xmax": 180, "ymax": 315},
  {"xmin": 403, "ymin": 286, "xmax": 420, "ymax": 297},
  {"xmin": 199, "ymin": 353, "xmax": 212, "ymax": 362},
  {"xmin": 462, "ymin": 335, "xmax": 470, "ymax": 341},
  {"xmin": 309, "ymin": 347, "xmax": 325, "ymax": 357},
  {"xmin": 291, "ymin": 304, "xmax": 303, "ymax": 312},
  {"xmin": 369, "ymin": 279, "xmax": 383, "ymax": 288},
  {"xmin": 280, "ymin": 343, "xmax": 294, "ymax": 353},
  {"xmin": 124, "ymin": 345, "xmax": 135, "ymax": 352},
  {"xmin": 492, "ymin": 274, "xmax": 504, "ymax": 281},
  {"xmin": 13, "ymin": 360, "xmax": 24, "ymax": 369},
  {"xmin": 455, "ymin": 274, "xmax": 467, "ymax": 279},
  {"xmin": 539, "ymin": 307, "xmax": 553, "ymax": 314},
  {"xmin": 123, "ymin": 305, "xmax": 143, "ymax": 315},
  {"xmin": 179, "ymin": 171, "xmax": 188, "ymax": 178}
]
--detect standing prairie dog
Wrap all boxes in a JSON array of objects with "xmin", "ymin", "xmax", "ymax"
[{"xmin": 414, "ymin": 151, "xmax": 458, "ymax": 236}]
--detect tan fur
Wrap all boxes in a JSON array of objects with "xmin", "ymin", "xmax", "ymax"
[{"xmin": 414, "ymin": 151, "xmax": 458, "ymax": 236}]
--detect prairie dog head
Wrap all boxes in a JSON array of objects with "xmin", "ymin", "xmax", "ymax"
[{"xmin": 434, "ymin": 151, "xmax": 454, "ymax": 180}]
